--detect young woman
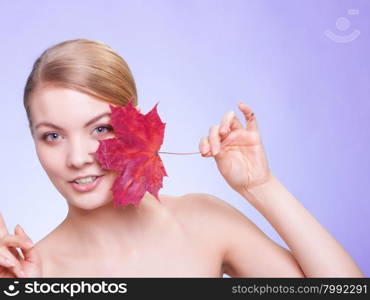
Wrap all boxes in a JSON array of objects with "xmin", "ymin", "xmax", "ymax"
[{"xmin": 0, "ymin": 39, "xmax": 364, "ymax": 278}]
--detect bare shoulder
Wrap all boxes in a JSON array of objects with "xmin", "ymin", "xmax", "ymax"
[
  {"xmin": 160, "ymin": 192, "xmax": 229, "ymax": 210},
  {"xmin": 160, "ymin": 192, "xmax": 250, "ymax": 243},
  {"xmin": 163, "ymin": 192, "xmax": 249, "ymax": 224},
  {"xmin": 176, "ymin": 194, "xmax": 305, "ymax": 277},
  {"xmin": 159, "ymin": 192, "xmax": 224, "ymax": 219}
]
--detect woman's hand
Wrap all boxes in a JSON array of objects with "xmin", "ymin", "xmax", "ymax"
[
  {"xmin": 0, "ymin": 214, "xmax": 42, "ymax": 278},
  {"xmin": 199, "ymin": 102, "xmax": 273, "ymax": 195}
]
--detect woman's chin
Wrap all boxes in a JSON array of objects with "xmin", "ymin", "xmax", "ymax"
[{"xmin": 67, "ymin": 196, "xmax": 113, "ymax": 211}]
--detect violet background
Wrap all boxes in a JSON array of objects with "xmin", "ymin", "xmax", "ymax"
[{"xmin": 0, "ymin": 0, "xmax": 369, "ymax": 277}]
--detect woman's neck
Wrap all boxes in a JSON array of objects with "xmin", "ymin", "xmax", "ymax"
[{"xmin": 59, "ymin": 192, "xmax": 167, "ymax": 257}]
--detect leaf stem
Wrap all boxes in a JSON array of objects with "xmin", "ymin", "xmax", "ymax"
[{"xmin": 158, "ymin": 151, "xmax": 200, "ymax": 155}]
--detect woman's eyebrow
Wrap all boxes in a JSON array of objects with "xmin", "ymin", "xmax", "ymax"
[{"xmin": 35, "ymin": 112, "xmax": 111, "ymax": 130}]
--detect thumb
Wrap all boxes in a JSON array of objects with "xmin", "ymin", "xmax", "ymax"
[{"xmin": 15, "ymin": 225, "xmax": 38, "ymax": 264}]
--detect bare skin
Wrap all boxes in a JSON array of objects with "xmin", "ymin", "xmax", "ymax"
[
  {"xmin": 0, "ymin": 85, "xmax": 364, "ymax": 277},
  {"xmin": 0, "ymin": 193, "xmax": 226, "ymax": 277},
  {"xmin": 33, "ymin": 193, "xmax": 226, "ymax": 277}
]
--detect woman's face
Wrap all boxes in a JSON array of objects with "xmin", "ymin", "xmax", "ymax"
[{"xmin": 29, "ymin": 85, "xmax": 138, "ymax": 210}]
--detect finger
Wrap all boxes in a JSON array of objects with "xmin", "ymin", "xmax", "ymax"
[
  {"xmin": 209, "ymin": 125, "xmax": 221, "ymax": 156},
  {"xmin": 15, "ymin": 225, "xmax": 32, "ymax": 244},
  {"xmin": 199, "ymin": 136, "xmax": 213, "ymax": 157},
  {"xmin": 219, "ymin": 110, "xmax": 235, "ymax": 135},
  {"xmin": 5, "ymin": 240, "xmax": 26, "ymax": 262},
  {"xmin": 231, "ymin": 115, "xmax": 244, "ymax": 131},
  {"xmin": 0, "ymin": 249, "xmax": 19, "ymax": 266},
  {"xmin": 14, "ymin": 226, "xmax": 25, "ymax": 260},
  {"xmin": 2, "ymin": 234, "xmax": 34, "ymax": 250},
  {"xmin": 0, "ymin": 218, "xmax": 21, "ymax": 260},
  {"xmin": 0, "ymin": 213, "xmax": 9, "ymax": 238},
  {"xmin": 199, "ymin": 136, "xmax": 209, "ymax": 155},
  {"xmin": 0, "ymin": 253, "xmax": 16, "ymax": 268},
  {"xmin": 3, "ymin": 233, "xmax": 21, "ymax": 261},
  {"xmin": 8, "ymin": 247, "xmax": 22, "ymax": 261},
  {"xmin": 238, "ymin": 101, "xmax": 258, "ymax": 131},
  {"xmin": 0, "ymin": 250, "xmax": 24, "ymax": 277},
  {"xmin": 15, "ymin": 225, "xmax": 36, "ymax": 263}
]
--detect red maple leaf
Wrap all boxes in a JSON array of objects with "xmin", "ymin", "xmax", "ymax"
[{"xmin": 94, "ymin": 99, "xmax": 168, "ymax": 208}]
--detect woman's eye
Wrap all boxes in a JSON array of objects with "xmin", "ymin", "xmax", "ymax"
[
  {"xmin": 94, "ymin": 125, "xmax": 113, "ymax": 135},
  {"xmin": 43, "ymin": 133, "xmax": 60, "ymax": 142},
  {"xmin": 41, "ymin": 125, "xmax": 113, "ymax": 142}
]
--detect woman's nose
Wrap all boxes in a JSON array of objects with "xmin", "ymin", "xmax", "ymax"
[{"xmin": 66, "ymin": 137, "xmax": 98, "ymax": 168}]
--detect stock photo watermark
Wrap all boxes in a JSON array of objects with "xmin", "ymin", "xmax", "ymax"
[
  {"xmin": 324, "ymin": 9, "xmax": 360, "ymax": 43},
  {"xmin": 2, "ymin": 280, "xmax": 128, "ymax": 297}
]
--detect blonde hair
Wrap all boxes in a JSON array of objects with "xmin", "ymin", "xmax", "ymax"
[{"xmin": 23, "ymin": 38, "xmax": 138, "ymax": 133}]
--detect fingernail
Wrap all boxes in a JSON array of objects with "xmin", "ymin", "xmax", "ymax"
[{"xmin": 19, "ymin": 270, "xmax": 26, "ymax": 277}]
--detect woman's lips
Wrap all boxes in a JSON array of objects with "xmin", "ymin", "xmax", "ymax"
[{"xmin": 70, "ymin": 176, "xmax": 104, "ymax": 192}]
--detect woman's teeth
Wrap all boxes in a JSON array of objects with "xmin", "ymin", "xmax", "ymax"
[{"xmin": 74, "ymin": 176, "xmax": 97, "ymax": 184}]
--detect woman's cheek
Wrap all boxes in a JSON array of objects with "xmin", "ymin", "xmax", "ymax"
[{"xmin": 36, "ymin": 144, "xmax": 63, "ymax": 176}]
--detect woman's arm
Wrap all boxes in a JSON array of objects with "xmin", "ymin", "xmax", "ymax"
[
  {"xmin": 199, "ymin": 101, "xmax": 364, "ymax": 278},
  {"xmin": 240, "ymin": 175, "xmax": 364, "ymax": 277}
]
